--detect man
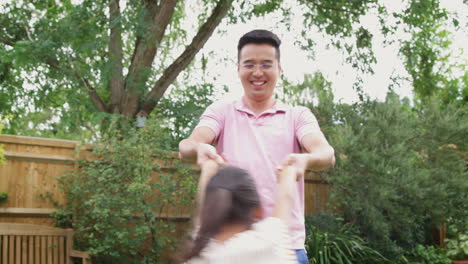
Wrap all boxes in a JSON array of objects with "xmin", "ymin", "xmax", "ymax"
[{"xmin": 179, "ymin": 29, "xmax": 335, "ymax": 264}]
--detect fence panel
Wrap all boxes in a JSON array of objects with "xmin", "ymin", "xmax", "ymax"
[
  {"xmin": 0, "ymin": 134, "xmax": 331, "ymax": 226},
  {"xmin": 0, "ymin": 135, "xmax": 81, "ymax": 225}
]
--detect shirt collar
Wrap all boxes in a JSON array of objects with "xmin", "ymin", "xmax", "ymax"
[{"xmin": 234, "ymin": 96, "xmax": 288, "ymax": 115}]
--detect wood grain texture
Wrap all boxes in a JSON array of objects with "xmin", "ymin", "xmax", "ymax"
[
  {"xmin": 2, "ymin": 235, "xmax": 8, "ymax": 264},
  {"xmin": 0, "ymin": 223, "xmax": 90, "ymax": 264}
]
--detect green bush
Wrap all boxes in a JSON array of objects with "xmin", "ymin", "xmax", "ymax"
[
  {"xmin": 305, "ymin": 213, "xmax": 388, "ymax": 264},
  {"xmin": 55, "ymin": 118, "xmax": 197, "ymax": 263},
  {"xmin": 446, "ymin": 224, "xmax": 468, "ymax": 260},
  {"xmin": 283, "ymin": 75, "xmax": 467, "ymax": 261},
  {"xmin": 0, "ymin": 192, "xmax": 7, "ymax": 202},
  {"xmin": 324, "ymin": 96, "xmax": 468, "ymax": 257},
  {"xmin": 404, "ymin": 245, "xmax": 450, "ymax": 264}
]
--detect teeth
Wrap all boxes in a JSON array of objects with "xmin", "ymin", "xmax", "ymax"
[{"xmin": 252, "ymin": 81, "xmax": 265, "ymax": 85}]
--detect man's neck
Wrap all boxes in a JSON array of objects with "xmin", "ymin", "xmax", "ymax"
[{"xmin": 243, "ymin": 96, "xmax": 276, "ymax": 116}]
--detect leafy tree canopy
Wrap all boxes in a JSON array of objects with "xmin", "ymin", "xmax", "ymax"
[{"xmin": 0, "ymin": 0, "xmax": 464, "ymax": 140}]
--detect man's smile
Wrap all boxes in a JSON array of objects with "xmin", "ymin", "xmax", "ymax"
[{"xmin": 251, "ymin": 80, "xmax": 267, "ymax": 88}]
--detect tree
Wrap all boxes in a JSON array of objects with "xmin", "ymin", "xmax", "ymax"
[
  {"xmin": 398, "ymin": 0, "xmax": 467, "ymax": 105},
  {"xmin": 0, "ymin": 0, "xmax": 390, "ymax": 138},
  {"xmin": 1, "ymin": 0, "xmax": 234, "ymax": 137},
  {"xmin": 1, "ymin": 0, "xmax": 463, "ymax": 140}
]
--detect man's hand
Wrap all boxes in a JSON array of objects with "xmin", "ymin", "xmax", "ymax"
[
  {"xmin": 277, "ymin": 165, "xmax": 297, "ymax": 184},
  {"xmin": 196, "ymin": 143, "xmax": 225, "ymax": 167},
  {"xmin": 178, "ymin": 126, "xmax": 218, "ymax": 164},
  {"xmin": 278, "ymin": 153, "xmax": 309, "ymax": 181}
]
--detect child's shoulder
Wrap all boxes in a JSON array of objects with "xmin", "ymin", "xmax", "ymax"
[{"xmin": 253, "ymin": 217, "xmax": 287, "ymax": 231}]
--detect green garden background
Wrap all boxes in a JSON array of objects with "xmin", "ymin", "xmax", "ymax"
[{"xmin": 1, "ymin": 0, "xmax": 466, "ymax": 263}]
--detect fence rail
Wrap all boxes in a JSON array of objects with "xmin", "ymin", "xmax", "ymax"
[{"xmin": 0, "ymin": 134, "xmax": 331, "ymax": 226}]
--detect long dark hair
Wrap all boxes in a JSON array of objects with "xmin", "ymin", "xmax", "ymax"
[{"xmin": 180, "ymin": 166, "xmax": 261, "ymax": 261}]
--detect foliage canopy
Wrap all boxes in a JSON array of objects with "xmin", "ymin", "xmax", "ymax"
[{"xmin": 2, "ymin": 0, "xmax": 464, "ymax": 140}]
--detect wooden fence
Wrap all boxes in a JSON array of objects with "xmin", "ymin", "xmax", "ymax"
[
  {"xmin": 0, "ymin": 134, "xmax": 331, "ymax": 227},
  {"xmin": 0, "ymin": 135, "xmax": 81, "ymax": 226}
]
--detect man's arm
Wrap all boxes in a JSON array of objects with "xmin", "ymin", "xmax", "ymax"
[
  {"xmin": 300, "ymin": 130, "xmax": 335, "ymax": 171},
  {"xmin": 178, "ymin": 126, "xmax": 224, "ymax": 166},
  {"xmin": 281, "ymin": 130, "xmax": 335, "ymax": 177}
]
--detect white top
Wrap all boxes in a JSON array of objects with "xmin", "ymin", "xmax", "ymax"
[{"xmin": 186, "ymin": 217, "xmax": 298, "ymax": 264}]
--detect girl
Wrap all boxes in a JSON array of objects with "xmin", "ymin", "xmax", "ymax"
[{"xmin": 179, "ymin": 160, "xmax": 299, "ymax": 264}]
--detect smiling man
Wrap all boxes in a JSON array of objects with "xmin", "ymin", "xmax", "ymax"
[{"xmin": 179, "ymin": 29, "xmax": 335, "ymax": 264}]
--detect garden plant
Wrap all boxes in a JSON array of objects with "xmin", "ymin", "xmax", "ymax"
[{"xmin": 54, "ymin": 119, "xmax": 198, "ymax": 263}]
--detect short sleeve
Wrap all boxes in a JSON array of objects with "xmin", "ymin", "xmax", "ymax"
[
  {"xmin": 195, "ymin": 101, "xmax": 226, "ymax": 140},
  {"xmin": 254, "ymin": 217, "xmax": 294, "ymax": 248},
  {"xmin": 254, "ymin": 217, "xmax": 298, "ymax": 263},
  {"xmin": 190, "ymin": 217, "xmax": 297, "ymax": 263},
  {"xmin": 294, "ymin": 106, "xmax": 322, "ymax": 143}
]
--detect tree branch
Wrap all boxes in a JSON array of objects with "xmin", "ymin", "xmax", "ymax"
[
  {"xmin": 308, "ymin": 2, "xmax": 362, "ymax": 17},
  {"xmin": 0, "ymin": 26, "xmax": 27, "ymax": 46},
  {"xmin": 45, "ymin": 57, "xmax": 109, "ymax": 113},
  {"xmin": 141, "ymin": 0, "xmax": 234, "ymax": 115},
  {"xmin": 0, "ymin": 36, "xmax": 15, "ymax": 46},
  {"xmin": 0, "ymin": 9, "xmax": 30, "ymax": 45},
  {"xmin": 109, "ymin": 0, "xmax": 124, "ymax": 114},
  {"xmin": 0, "ymin": 16, "xmax": 109, "ymax": 113},
  {"xmin": 122, "ymin": 0, "xmax": 179, "ymax": 117},
  {"xmin": 79, "ymin": 75, "xmax": 109, "ymax": 113}
]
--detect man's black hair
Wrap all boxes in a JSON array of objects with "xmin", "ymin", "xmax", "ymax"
[{"xmin": 237, "ymin": 29, "xmax": 281, "ymax": 62}]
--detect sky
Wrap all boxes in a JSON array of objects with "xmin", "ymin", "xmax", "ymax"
[{"xmin": 194, "ymin": 0, "xmax": 467, "ymax": 104}]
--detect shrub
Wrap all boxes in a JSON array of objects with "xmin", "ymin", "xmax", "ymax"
[
  {"xmin": 0, "ymin": 192, "xmax": 7, "ymax": 203},
  {"xmin": 325, "ymin": 96, "xmax": 468, "ymax": 257},
  {"xmin": 282, "ymin": 76, "xmax": 467, "ymax": 261},
  {"xmin": 446, "ymin": 224, "xmax": 468, "ymax": 260},
  {"xmin": 55, "ymin": 118, "xmax": 197, "ymax": 263},
  {"xmin": 305, "ymin": 213, "xmax": 388, "ymax": 264},
  {"xmin": 404, "ymin": 245, "xmax": 451, "ymax": 264}
]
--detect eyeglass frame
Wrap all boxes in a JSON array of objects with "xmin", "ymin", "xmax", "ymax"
[{"xmin": 238, "ymin": 61, "xmax": 277, "ymax": 72}]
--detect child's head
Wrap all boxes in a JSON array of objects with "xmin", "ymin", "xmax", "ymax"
[
  {"xmin": 202, "ymin": 166, "xmax": 261, "ymax": 225},
  {"xmin": 182, "ymin": 166, "xmax": 261, "ymax": 261}
]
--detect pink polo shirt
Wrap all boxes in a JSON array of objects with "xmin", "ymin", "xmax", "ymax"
[{"xmin": 196, "ymin": 97, "xmax": 322, "ymax": 249}]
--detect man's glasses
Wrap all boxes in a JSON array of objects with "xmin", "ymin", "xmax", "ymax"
[{"xmin": 240, "ymin": 63, "xmax": 274, "ymax": 71}]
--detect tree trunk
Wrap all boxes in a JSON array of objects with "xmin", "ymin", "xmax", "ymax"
[
  {"xmin": 109, "ymin": 0, "xmax": 124, "ymax": 114},
  {"xmin": 122, "ymin": 0, "xmax": 179, "ymax": 118},
  {"xmin": 141, "ymin": 0, "xmax": 234, "ymax": 115}
]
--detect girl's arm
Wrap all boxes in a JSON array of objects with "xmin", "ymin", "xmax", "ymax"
[
  {"xmin": 193, "ymin": 159, "xmax": 220, "ymax": 227},
  {"xmin": 272, "ymin": 166, "xmax": 297, "ymax": 224}
]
